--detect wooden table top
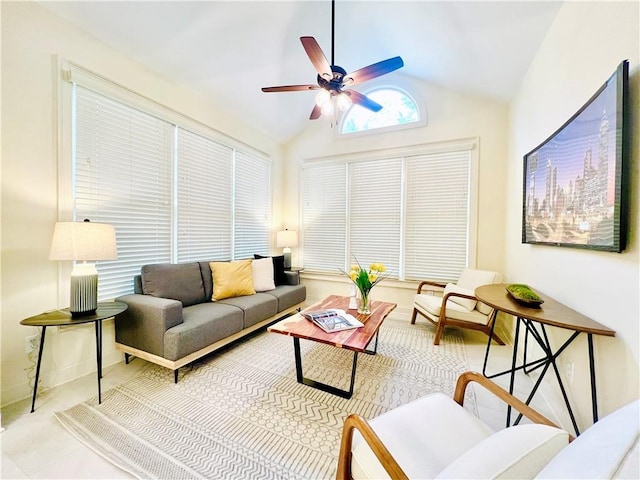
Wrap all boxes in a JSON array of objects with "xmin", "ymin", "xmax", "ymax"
[
  {"xmin": 475, "ymin": 284, "xmax": 615, "ymax": 337},
  {"xmin": 20, "ymin": 301, "xmax": 128, "ymax": 327},
  {"xmin": 268, "ymin": 294, "xmax": 397, "ymax": 352}
]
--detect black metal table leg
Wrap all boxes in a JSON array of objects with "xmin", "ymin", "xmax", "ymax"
[
  {"xmin": 293, "ymin": 337, "xmax": 359, "ymax": 399},
  {"xmin": 94, "ymin": 320, "xmax": 102, "ymax": 404},
  {"xmin": 506, "ymin": 317, "xmax": 522, "ymax": 427},
  {"xmin": 588, "ymin": 333, "xmax": 598, "ymax": 423},
  {"xmin": 30, "ymin": 326, "xmax": 47, "ymax": 413}
]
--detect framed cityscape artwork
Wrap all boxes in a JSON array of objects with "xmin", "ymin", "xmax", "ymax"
[{"xmin": 522, "ymin": 60, "xmax": 629, "ymax": 253}]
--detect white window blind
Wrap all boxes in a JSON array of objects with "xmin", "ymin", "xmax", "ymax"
[
  {"xmin": 404, "ymin": 150, "xmax": 471, "ymax": 281},
  {"xmin": 74, "ymin": 86, "xmax": 173, "ymax": 301},
  {"xmin": 302, "ymin": 162, "xmax": 347, "ymax": 272},
  {"xmin": 176, "ymin": 128, "xmax": 233, "ymax": 262},
  {"xmin": 349, "ymin": 158, "xmax": 402, "ymax": 277},
  {"xmin": 301, "ymin": 141, "xmax": 475, "ymax": 281},
  {"xmin": 66, "ymin": 63, "xmax": 273, "ymax": 300},
  {"xmin": 234, "ymin": 151, "xmax": 271, "ymax": 259}
]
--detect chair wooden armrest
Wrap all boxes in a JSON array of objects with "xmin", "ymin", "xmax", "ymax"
[
  {"xmin": 336, "ymin": 371, "xmax": 564, "ymax": 480},
  {"xmin": 416, "ymin": 280, "xmax": 447, "ymax": 294},
  {"xmin": 336, "ymin": 413, "xmax": 410, "ymax": 480},
  {"xmin": 453, "ymin": 371, "xmax": 561, "ymax": 429}
]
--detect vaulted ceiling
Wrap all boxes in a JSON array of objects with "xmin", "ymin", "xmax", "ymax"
[{"xmin": 39, "ymin": 1, "xmax": 562, "ymax": 144}]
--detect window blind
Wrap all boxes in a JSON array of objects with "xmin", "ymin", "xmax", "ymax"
[
  {"xmin": 300, "ymin": 142, "xmax": 474, "ymax": 281},
  {"xmin": 302, "ymin": 162, "xmax": 347, "ymax": 272},
  {"xmin": 67, "ymin": 67, "xmax": 273, "ymax": 301},
  {"xmin": 349, "ymin": 158, "xmax": 402, "ymax": 277},
  {"xmin": 404, "ymin": 150, "xmax": 471, "ymax": 281},
  {"xmin": 176, "ymin": 128, "xmax": 233, "ymax": 263},
  {"xmin": 234, "ymin": 151, "xmax": 271, "ymax": 259},
  {"xmin": 74, "ymin": 86, "xmax": 173, "ymax": 301}
]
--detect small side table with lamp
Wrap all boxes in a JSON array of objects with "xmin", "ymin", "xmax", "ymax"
[{"xmin": 21, "ymin": 219, "xmax": 121, "ymax": 411}]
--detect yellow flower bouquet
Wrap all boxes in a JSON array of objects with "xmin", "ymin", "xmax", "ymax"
[{"xmin": 345, "ymin": 259, "xmax": 387, "ymax": 314}]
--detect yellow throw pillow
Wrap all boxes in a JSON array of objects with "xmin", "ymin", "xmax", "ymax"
[{"xmin": 210, "ymin": 260, "xmax": 256, "ymax": 301}]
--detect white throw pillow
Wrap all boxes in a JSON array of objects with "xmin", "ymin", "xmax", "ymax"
[
  {"xmin": 436, "ymin": 424, "xmax": 569, "ymax": 479},
  {"xmin": 252, "ymin": 257, "xmax": 275, "ymax": 292},
  {"xmin": 443, "ymin": 283, "xmax": 477, "ymax": 312}
]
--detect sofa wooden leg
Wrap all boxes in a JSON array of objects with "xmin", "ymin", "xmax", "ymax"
[
  {"xmin": 410, "ymin": 308, "xmax": 418, "ymax": 325},
  {"xmin": 124, "ymin": 353, "xmax": 131, "ymax": 365},
  {"xmin": 174, "ymin": 369, "xmax": 179, "ymax": 383}
]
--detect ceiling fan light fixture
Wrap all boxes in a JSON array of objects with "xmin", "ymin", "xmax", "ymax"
[
  {"xmin": 321, "ymin": 100, "xmax": 335, "ymax": 116},
  {"xmin": 336, "ymin": 92, "xmax": 352, "ymax": 111},
  {"xmin": 315, "ymin": 89, "xmax": 331, "ymax": 107}
]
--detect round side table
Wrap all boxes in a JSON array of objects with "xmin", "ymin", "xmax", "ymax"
[{"xmin": 20, "ymin": 301, "xmax": 128, "ymax": 412}]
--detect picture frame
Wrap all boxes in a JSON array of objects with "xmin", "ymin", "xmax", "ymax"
[{"xmin": 522, "ymin": 60, "xmax": 629, "ymax": 252}]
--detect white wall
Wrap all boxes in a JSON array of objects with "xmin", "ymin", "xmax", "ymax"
[
  {"xmin": 284, "ymin": 75, "xmax": 509, "ymax": 323},
  {"xmin": 506, "ymin": 1, "xmax": 639, "ymax": 429},
  {"xmin": 0, "ymin": 1, "xmax": 284, "ymax": 407}
]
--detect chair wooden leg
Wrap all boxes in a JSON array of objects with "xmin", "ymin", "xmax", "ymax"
[
  {"xmin": 434, "ymin": 321, "xmax": 445, "ymax": 345},
  {"xmin": 490, "ymin": 329, "xmax": 505, "ymax": 345},
  {"xmin": 410, "ymin": 308, "xmax": 418, "ymax": 324}
]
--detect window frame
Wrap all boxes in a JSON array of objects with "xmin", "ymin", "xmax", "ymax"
[
  {"xmin": 337, "ymin": 83, "xmax": 427, "ymax": 138},
  {"xmin": 299, "ymin": 138, "xmax": 479, "ymax": 282}
]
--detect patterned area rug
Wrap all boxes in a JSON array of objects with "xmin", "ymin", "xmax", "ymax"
[{"xmin": 55, "ymin": 317, "xmax": 475, "ymax": 479}]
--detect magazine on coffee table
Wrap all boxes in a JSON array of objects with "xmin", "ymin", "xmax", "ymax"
[{"xmin": 302, "ymin": 308, "xmax": 364, "ymax": 333}]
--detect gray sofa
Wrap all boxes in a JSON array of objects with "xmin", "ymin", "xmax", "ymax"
[{"xmin": 114, "ymin": 260, "xmax": 306, "ymax": 381}]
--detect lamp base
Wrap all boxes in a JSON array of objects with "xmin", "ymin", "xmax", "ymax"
[
  {"xmin": 283, "ymin": 248, "xmax": 292, "ymax": 270},
  {"xmin": 70, "ymin": 263, "xmax": 98, "ymax": 316}
]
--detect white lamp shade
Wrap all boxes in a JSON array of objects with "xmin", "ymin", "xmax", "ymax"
[
  {"xmin": 49, "ymin": 221, "xmax": 117, "ymax": 261},
  {"xmin": 276, "ymin": 230, "xmax": 298, "ymax": 248}
]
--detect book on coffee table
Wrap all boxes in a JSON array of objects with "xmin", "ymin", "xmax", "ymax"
[{"xmin": 302, "ymin": 308, "xmax": 364, "ymax": 333}]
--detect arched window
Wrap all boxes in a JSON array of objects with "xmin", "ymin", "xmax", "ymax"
[{"xmin": 340, "ymin": 87, "xmax": 423, "ymax": 135}]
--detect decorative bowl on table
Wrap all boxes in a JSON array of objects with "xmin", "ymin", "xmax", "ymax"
[{"xmin": 505, "ymin": 284, "xmax": 544, "ymax": 307}]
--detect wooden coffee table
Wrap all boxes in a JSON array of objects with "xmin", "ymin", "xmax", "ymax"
[{"xmin": 268, "ymin": 294, "xmax": 397, "ymax": 399}]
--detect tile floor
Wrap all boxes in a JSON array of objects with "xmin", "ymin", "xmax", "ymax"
[{"xmin": 1, "ymin": 320, "xmax": 558, "ymax": 479}]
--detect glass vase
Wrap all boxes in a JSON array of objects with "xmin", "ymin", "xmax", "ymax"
[{"xmin": 358, "ymin": 290, "xmax": 371, "ymax": 315}]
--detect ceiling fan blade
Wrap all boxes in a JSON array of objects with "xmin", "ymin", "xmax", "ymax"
[
  {"xmin": 262, "ymin": 85, "xmax": 320, "ymax": 93},
  {"xmin": 310, "ymin": 104, "xmax": 322, "ymax": 120},
  {"xmin": 300, "ymin": 36, "xmax": 332, "ymax": 79},
  {"xmin": 344, "ymin": 56, "xmax": 404, "ymax": 86},
  {"xmin": 345, "ymin": 90, "xmax": 383, "ymax": 112}
]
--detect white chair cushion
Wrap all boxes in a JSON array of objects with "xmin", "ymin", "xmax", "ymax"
[
  {"xmin": 535, "ymin": 400, "xmax": 640, "ymax": 479},
  {"xmin": 457, "ymin": 268, "xmax": 502, "ymax": 291},
  {"xmin": 443, "ymin": 283, "xmax": 477, "ymax": 311},
  {"xmin": 457, "ymin": 269, "xmax": 502, "ymax": 315},
  {"xmin": 351, "ymin": 393, "xmax": 494, "ymax": 479},
  {"xmin": 436, "ymin": 424, "xmax": 569, "ymax": 479},
  {"xmin": 414, "ymin": 293, "xmax": 490, "ymax": 325}
]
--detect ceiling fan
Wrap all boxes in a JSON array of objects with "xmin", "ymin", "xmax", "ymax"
[{"xmin": 261, "ymin": 0, "xmax": 404, "ymax": 120}]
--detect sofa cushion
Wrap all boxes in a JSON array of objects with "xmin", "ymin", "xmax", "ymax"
[
  {"xmin": 443, "ymin": 283, "xmax": 477, "ymax": 312},
  {"xmin": 263, "ymin": 284, "xmax": 307, "ymax": 312},
  {"xmin": 219, "ymin": 293, "xmax": 278, "ymax": 328},
  {"xmin": 252, "ymin": 257, "xmax": 276, "ymax": 292},
  {"xmin": 535, "ymin": 400, "xmax": 640, "ymax": 479},
  {"xmin": 141, "ymin": 262, "xmax": 206, "ymax": 307},
  {"xmin": 254, "ymin": 254, "xmax": 287, "ymax": 286},
  {"xmin": 436, "ymin": 424, "xmax": 569, "ymax": 479},
  {"xmin": 164, "ymin": 303, "xmax": 244, "ymax": 361},
  {"xmin": 210, "ymin": 260, "xmax": 255, "ymax": 301}
]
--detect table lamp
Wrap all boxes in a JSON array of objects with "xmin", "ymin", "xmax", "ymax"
[
  {"xmin": 49, "ymin": 219, "xmax": 117, "ymax": 316},
  {"xmin": 276, "ymin": 229, "xmax": 298, "ymax": 270}
]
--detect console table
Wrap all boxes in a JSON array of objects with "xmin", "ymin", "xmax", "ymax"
[
  {"xmin": 20, "ymin": 301, "xmax": 128, "ymax": 412},
  {"xmin": 475, "ymin": 284, "xmax": 615, "ymax": 436}
]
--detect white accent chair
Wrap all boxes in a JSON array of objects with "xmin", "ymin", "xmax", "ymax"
[
  {"xmin": 411, "ymin": 268, "xmax": 504, "ymax": 345},
  {"xmin": 336, "ymin": 371, "xmax": 639, "ymax": 480}
]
